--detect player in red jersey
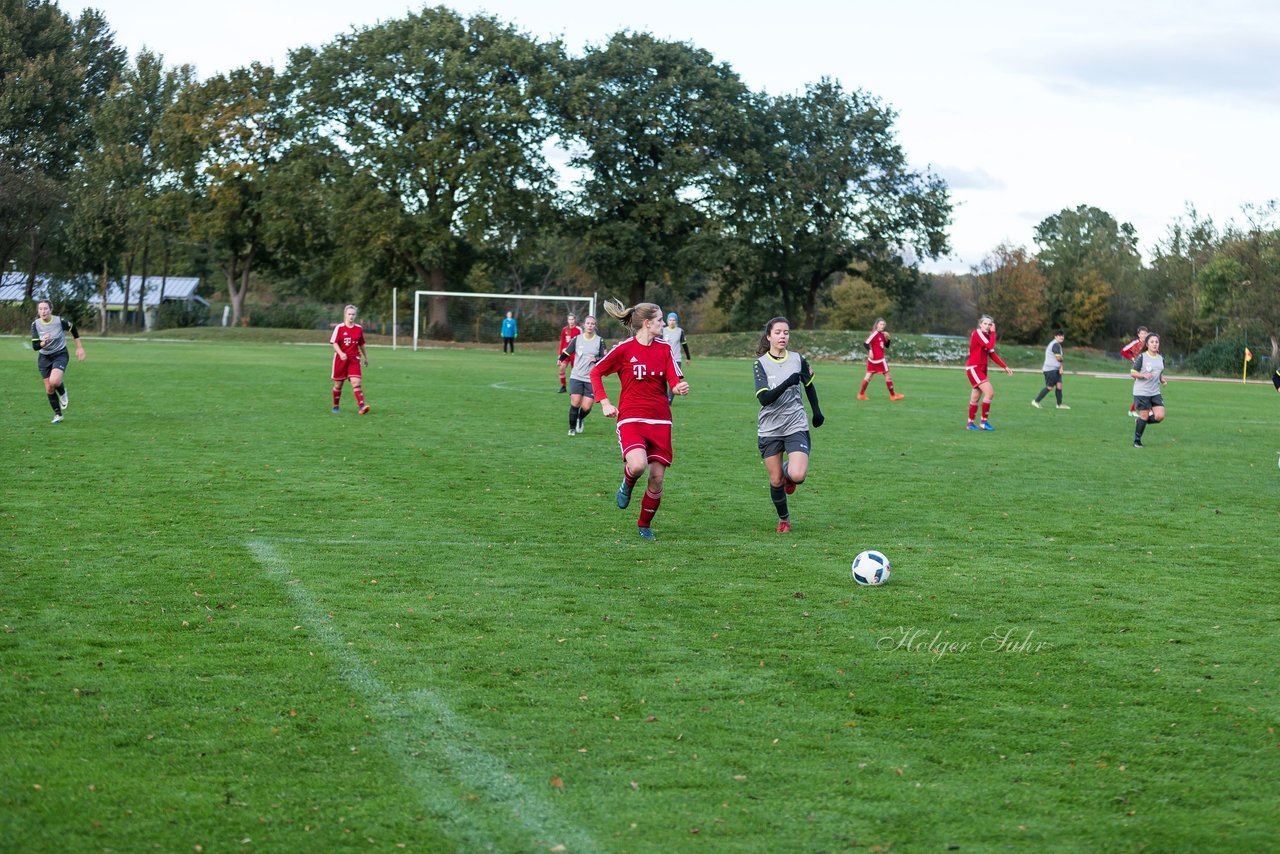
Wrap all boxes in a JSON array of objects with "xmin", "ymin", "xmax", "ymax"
[
  {"xmin": 330, "ymin": 304, "xmax": 370, "ymax": 414},
  {"xmin": 857, "ymin": 317, "xmax": 905, "ymax": 401},
  {"xmin": 1119, "ymin": 326, "xmax": 1149, "ymax": 416},
  {"xmin": 557, "ymin": 313, "xmax": 581, "ymax": 392},
  {"xmin": 591, "ymin": 299, "xmax": 689, "ymax": 540},
  {"xmin": 964, "ymin": 314, "xmax": 1012, "ymax": 431}
]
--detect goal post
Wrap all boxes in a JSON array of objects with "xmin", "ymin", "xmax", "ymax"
[{"xmin": 412, "ymin": 290, "xmax": 596, "ymax": 351}]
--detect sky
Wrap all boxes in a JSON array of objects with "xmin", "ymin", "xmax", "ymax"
[{"xmin": 72, "ymin": 0, "xmax": 1280, "ymax": 274}]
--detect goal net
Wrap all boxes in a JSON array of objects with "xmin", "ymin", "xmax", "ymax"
[{"xmin": 411, "ymin": 291, "xmax": 596, "ymax": 350}]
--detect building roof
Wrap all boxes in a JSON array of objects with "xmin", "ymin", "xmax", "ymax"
[{"xmin": 0, "ymin": 273, "xmax": 207, "ymax": 307}]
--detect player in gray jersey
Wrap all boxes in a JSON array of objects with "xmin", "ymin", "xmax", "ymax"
[
  {"xmin": 30, "ymin": 299, "xmax": 86, "ymax": 424},
  {"xmin": 558, "ymin": 315, "xmax": 607, "ymax": 435},
  {"xmin": 1031, "ymin": 330, "xmax": 1069, "ymax": 410},
  {"xmin": 753, "ymin": 317, "xmax": 825, "ymax": 533},
  {"xmin": 661, "ymin": 312, "xmax": 690, "ymax": 402},
  {"xmin": 1130, "ymin": 333, "xmax": 1167, "ymax": 448}
]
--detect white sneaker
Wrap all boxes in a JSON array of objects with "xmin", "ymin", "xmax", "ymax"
[
  {"xmin": 1056, "ymin": 404, "xmax": 1071, "ymax": 410},
  {"xmin": 567, "ymin": 428, "xmax": 577, "ymax": 436},
  {"xmin": 58, "ymin": 391, "xmax": 68, "ymax": 409},
  {"xmin": 1030, "ymin": 399, "xmax": 1041, "ymax": 409},
  {"xmin": 577, "ymin": 418, "xmax": 584, "ymax": 432},
  {"xmin": 51, "ymin": 414, "xmax": 63, "ymax": 424}
]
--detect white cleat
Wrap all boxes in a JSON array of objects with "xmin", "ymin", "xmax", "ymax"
[
  {"xmin": 51, "ymin": 414, "xmax": 63, "ymax": 424},
  {"xmin": 1030, "ymin": 399, "xmax": 1041, "ymax": 409},
  {"xmin": 567, "ymin": 428, "xmax": 577, "ymax": 436},
  {"xmin": 58, "ymin": 391, "xmax": 68, "ymax": 409},
  {"xmin": 1056, "ymin": 404, "xmax": 1071, "ymax": 410}
]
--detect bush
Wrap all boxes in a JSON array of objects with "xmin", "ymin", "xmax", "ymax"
[
  {"xmin": 247, "ymin": 303, "xmax": 327, "ymax": 330},
  {"xmin": 1185, "ymin": 337, "xmax": 1264, "ymax": 378},
  {"xmin": 155, "ymin": 300, "xmax": 209, "ymax": 329}
]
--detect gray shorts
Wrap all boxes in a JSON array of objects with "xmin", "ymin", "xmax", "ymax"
[
  {"xmin": 758, "ymin": 430, "xmax": 811, "ymax": 459},
  {"xmin": 568, "ymin": 378, "xmax": 594, "ymax": 398},
  {"xmin": 1133, "ymin": 394, "xmax": 1164, "ymax": 410},
  {"xmin": 38, "ymin": 350, "xmax": 69, "ymax": 378}
]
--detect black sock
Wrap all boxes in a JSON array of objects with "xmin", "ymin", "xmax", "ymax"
[
  {"xmin": 1135, "ymin": 418, "xmax": 1147, "ymax": 440},
  {"xmin": 770, "ymin": 484, "xmax": 789, "ymax": 520},
  {"xmin": 578, "ymin": 407, "xmax": 588, "ymax": 425},
  {"xmin": 569, "ymin": 405, "xmax": 580, "ymax": 430},
  {"xmin": 1055, "ymin": 389, "xmax": 1062, "ymax": 405},
  {"xmin": 56, "ymin": 383, "xmax": 66, "ymax": 395},
  {"xmin": 1035, "ymin": 388, "xmax": 1048, "ymax": 402},
  {"xmin": 47, "ymin": 392, "xmax": 61, "ymax": 414}
]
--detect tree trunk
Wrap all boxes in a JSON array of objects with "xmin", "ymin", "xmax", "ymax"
[
  {"xmin": 98, "ymin": 262, "xmax": 109, "ymax": 334},
  {"xmin": 428, "ymin": 266, "xmax": 449, "ymax": 337},
  {"xmin": 628, "ymin": 278, "xmax": 646, "ymax": 308},
  {"xmin": 227, "ymin": 247, "xmax": 252, "ymax": 326},
  {"xmin": 137, "ymin": 235, "xmax": 150, "ymax": 331},
  {"xmin": 121, "ymin": 252, "xmax": 134, "ymax": 333}
]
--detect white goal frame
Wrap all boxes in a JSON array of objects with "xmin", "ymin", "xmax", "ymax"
[{"xmin": 411, "ymin": 290, "xmax": 596, "ymax": 351}]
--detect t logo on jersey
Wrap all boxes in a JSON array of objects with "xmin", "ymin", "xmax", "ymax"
[{"xmin": 632, "ymin": 363, "xmax": 648, "ymax": 380}]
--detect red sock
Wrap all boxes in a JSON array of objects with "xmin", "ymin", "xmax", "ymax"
[
  {"xmin": 354, "ymin": 386, "xmax": 366, "ymax": 407},
  {"xmin": 333, "ymin": 386, "xmax": 342, "ymax": 406},
  {"xmin": 886, "ymin": 380, "xmax": 895, "ymax": 394},
  {"xmin": 624, "ymin": 467, "xmax": 640, "ymax": 489},
  {"xmin": 968, "ymin": 403, "xmax": 978, "ymax": 422},
  {"xmin": 981, "ymin": 401, "xmax": 991, "ymax": 421},
  {"xmin": 859, "ymin": 380, "xmax": 869, "ymax": 394},
  {"xmin": 1129, "ymin": 402, "xmax": 1136, "ymax": 413},
  {"xmin": 638, "ymin": 488, "xmax": 662, "ymax": 527}
]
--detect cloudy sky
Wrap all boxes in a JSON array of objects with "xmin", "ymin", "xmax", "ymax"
[{"xmin": 73, "ymin": 0, "xmax": 1280, "ymax": 273}]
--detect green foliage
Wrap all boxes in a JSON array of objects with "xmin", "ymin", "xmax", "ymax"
[
  {"xmin": 2, "ymin": 341, "xmax": 1276, "ymax": 851},
  {"xmin": 1034, "ymin": 205, "xmax": 1142, "ymax": 342},
  {"xmin": 244, "ymin": 301, "xmax": 325, "ymax": 330},
  {"xmin": 153, "ymin": 299, "xmax": 209, "ymax": 329},
  {"xmin": 823, "ymin": 275, "xmax": 892, "ymax": 331},
  {"xmin": 1185, "ymin": 336, "xmax": 1265, "ymax": 378},
  {"xmin": 971, "ymin": 244, "xmax": 1048, "ymax": 343}
]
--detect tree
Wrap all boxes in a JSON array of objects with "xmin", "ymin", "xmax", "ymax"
[
  {"xmin": 560, "ymin": 32, "xmax": 749, "ymax": 308},
  {"xmin": 292, "ymin": 7, "xmax": 563, "ymax": 334},
  {"xmin": 716, "ymin": 80, "xmax": 951, "ymax": 328},
  {"xmin": 1215, "ymin": 202, "xmax": 1280, "ymax": 360},
  {"xmin": 1145, "ymin": 206, "xmax": 1219, "ymax": 352},
  {"xmin": 1033, "ymin": 205, "xmax": 1141, "ymax": 341},
  {"xmin": 970, "ymin": 244, "xmax": 1048, "ymax": 342},
  {"xmin": 165, "ymin": 63, "xmax": 290, "ymax": 326}
]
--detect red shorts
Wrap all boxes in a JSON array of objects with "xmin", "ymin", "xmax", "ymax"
[
  {"xmin": 867, "ymin": 359, "xmax": 887, "ymax": 375},
  {"xmin": 332, "ymin": 353, "xmax": 362, "ymax": 381},
  {"xmin": 965, "ymin": 364, "xmax": 988, "ymax": 388},
  {"xmin": 616, "ymin": 420, "xmax": 673, "ymax": 466}
]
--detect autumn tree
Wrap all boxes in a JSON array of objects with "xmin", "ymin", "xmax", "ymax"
[
  {"xmin": 970, "ymin": 244, "xmax": 1048, "ymax": 343},
  {"xmin": 1033, "ymin": 205, "xmax": 1141, "ymax": 342}
]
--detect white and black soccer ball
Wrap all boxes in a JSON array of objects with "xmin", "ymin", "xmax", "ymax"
[{"xmin": 851, "ymin": 549, "xmax": 890, "ymax": 586}]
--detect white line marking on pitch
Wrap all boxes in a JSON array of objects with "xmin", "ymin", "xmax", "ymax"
[
  {"xmin": 249, "ymin": 540, "xmax": 593, "ymax": 852},
  {"xmin": 489, "ymin": 380, "xmax": 551, "ymax": 393}
]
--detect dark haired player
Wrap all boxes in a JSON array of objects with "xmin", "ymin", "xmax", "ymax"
[
  {"xmin": 31, "ymin": 299, "xmax": 86, "ymax": 424},
  {"xmin": 1031, "ymin": 330, "xmax": 1069, "ymax": 410}
]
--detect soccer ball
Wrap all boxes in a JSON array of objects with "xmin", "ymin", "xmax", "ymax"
[{"xmin": 851, "ymin": 549, "xmax": 890, "ymax": 586}]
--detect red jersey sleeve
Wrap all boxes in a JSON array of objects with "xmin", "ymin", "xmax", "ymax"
[{"xmin": 590, "ymin": 340, "xmax": 626, "ymax": 402}]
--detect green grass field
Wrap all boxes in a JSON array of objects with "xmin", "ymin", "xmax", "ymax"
[{"xmin": 2, "ymin": 335, "xmax": 1277, "ymax": 852}]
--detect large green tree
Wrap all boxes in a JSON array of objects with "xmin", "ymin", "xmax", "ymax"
[
  {"xmin": 716, "ymin": 80, "xmax": 951, "ymax": 328},
  {"xmin": 560, "ymin": 32, "xmax": 749, "ymax": 308},
  {"xmin": 1033, "ymin": 205, "xmax": 1141, "ymax": 342},
  {"xmin": 291, "ymin": 6, "xmax": 563, "ymax": 334}
]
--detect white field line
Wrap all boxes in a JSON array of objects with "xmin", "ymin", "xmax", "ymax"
[
  {"xmin": 269, "ymin": 536, "xmax": 510, "ymax": 547},
  {"xmin": 249, "ymin": 539, "xmax": 593, "ymax": 853},
  {"xmin": 489, "ymin": 380, "xmax": 553, "ymax": 393}
]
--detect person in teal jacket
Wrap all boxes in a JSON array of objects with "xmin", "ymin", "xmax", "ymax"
[{"xmin": 501, "ymin": 311, "xmax": 517, "ymax": 353}]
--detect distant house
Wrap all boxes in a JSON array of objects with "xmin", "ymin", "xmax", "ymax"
[{"xmin": 0, "ymin": 273, "xmax": 208, "ymax": 330}]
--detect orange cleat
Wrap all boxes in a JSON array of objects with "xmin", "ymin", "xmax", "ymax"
[
  {"xmin": 890, "ymin": 393, "xmax": 905, "ymax": 401},
  {"xmin": 358, "ymin": 404, "xmax": 371, "ymax": 414},
  {"xmin": 856, "ymin": 393, "xmax": 869, "ymax": 400}
]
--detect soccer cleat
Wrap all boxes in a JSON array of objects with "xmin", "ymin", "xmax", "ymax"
[
  {"xmin": 358, "ymin": 404, "xmax": 371, "ymax": 414},
  {"xmin": 617, "ymin": 480, "xmax": 634, "ymax": 509},
  {"xmin": 965, "ymin": 422, "xmax": 979, "ymax": 431},
  {"xmin": 1030, "ymin": 399, "xmax": 1042, "ymax": 409},
  {"xmin": 51, "ymin": 414, "xmax": 63, "ymax": 424},
  {"xmin": 777, "ymin": 519, "xmax": 791, "ymax": 533},
  {"xmin": 638, "ymin": 526, "xmax": 656, "ymax": 540},
  {"xmin": 568, "ymin": 428, "xmax": 577, "ymax": 436},
  {"xmin": 856, "ymin": 393, "xmax": 869, "ymax": 400},
  {"xmin": 332, "ymin": 406, "xmax": 340, "ymax": 414},
  {"xmin": 58, "ymin": 390, "xmax": 68, "ymax": 409},
  {"xmin": 1128, "ymin": 410, "xmax": 1138, "ymax": 418},
  {"xmin": 1056, "ymin": 404, "xmax": 1071, "ymax": 410},
  {"xmin": 783, "ymin": 474, "xmax": 796, "ymax": 495},
  {"xmin": 577, "ymin": 418, "xmax": 584, "ymax": 433},
  {"xmin": 980, "ymin": 421, "xmax": 995, "ymax": 431},
  {"xmin": 1133, "ymin": 440, "xmax": 1143, "ymax": 448},
  {"xmin": 890, "ymin": 393, "xmax": 905, "ymax": 401},
  {"xmin": 558, "ymin": 386, "xmax": 567, "ymax": 393}
]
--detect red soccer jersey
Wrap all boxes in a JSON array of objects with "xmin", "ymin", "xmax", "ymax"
[
  {"xmin": 559, "ymin": 325, "xmax": 582, "ymax": 358},
  {"xmin": 1121, "ymin": 338, "xmax": 1143, "ymax": 361},
  {"xmin": 865, "ymin": 330, "xmax": 887, "ymax": 365},
  {"xmin": 591, "ymin": 336, "xmax": 682, "ymax": 424},
  {"xmin": 331, "ymin": 323, "xmax": 365, "ymax": 358},
  {"xmin": 966, "ymin": 328, "xmax": 1007, "ymax": 370}
]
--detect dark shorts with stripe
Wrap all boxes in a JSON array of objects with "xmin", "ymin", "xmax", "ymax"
[
  {"xmin": 37, "ymin": 350, "xmax": 69, "ymax": 378},
  {"xmin": 758, "ymin": 430, "xmax": 811, "ymax": 459},
  {"xmin": 1133, "ymin": 394, "xmax": 1164, "ymax": 410},
  {"xmin": 569, "ymin": 378, "xmax": 593, "ymax": 397},
  {"xmin": 1042, "ymin": 369, "xmax": 1061, "ymax": 386}
]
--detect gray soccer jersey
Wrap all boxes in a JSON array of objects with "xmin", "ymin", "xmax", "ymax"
[
  {"xmin": 661, "ymin": 325, "xmax": 686, "ymax": 362},
  {"xmin": 754, "ymin": 351, "xmax": 812, "ymax": 437},
  {"xmin": 32, "ymin": 316, "xmax": 69, "ymax": 355},
  {"xmin": 1132, "ymin": 352, "xmax": 1165, "ymax": 397},
  {"xmin": 1042, "ymin": 340, "xmax": 1063, "ymax": 371},
  {"xmin": 566, "ymin": 333, "xmax": 607, "ymax": 383}
]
